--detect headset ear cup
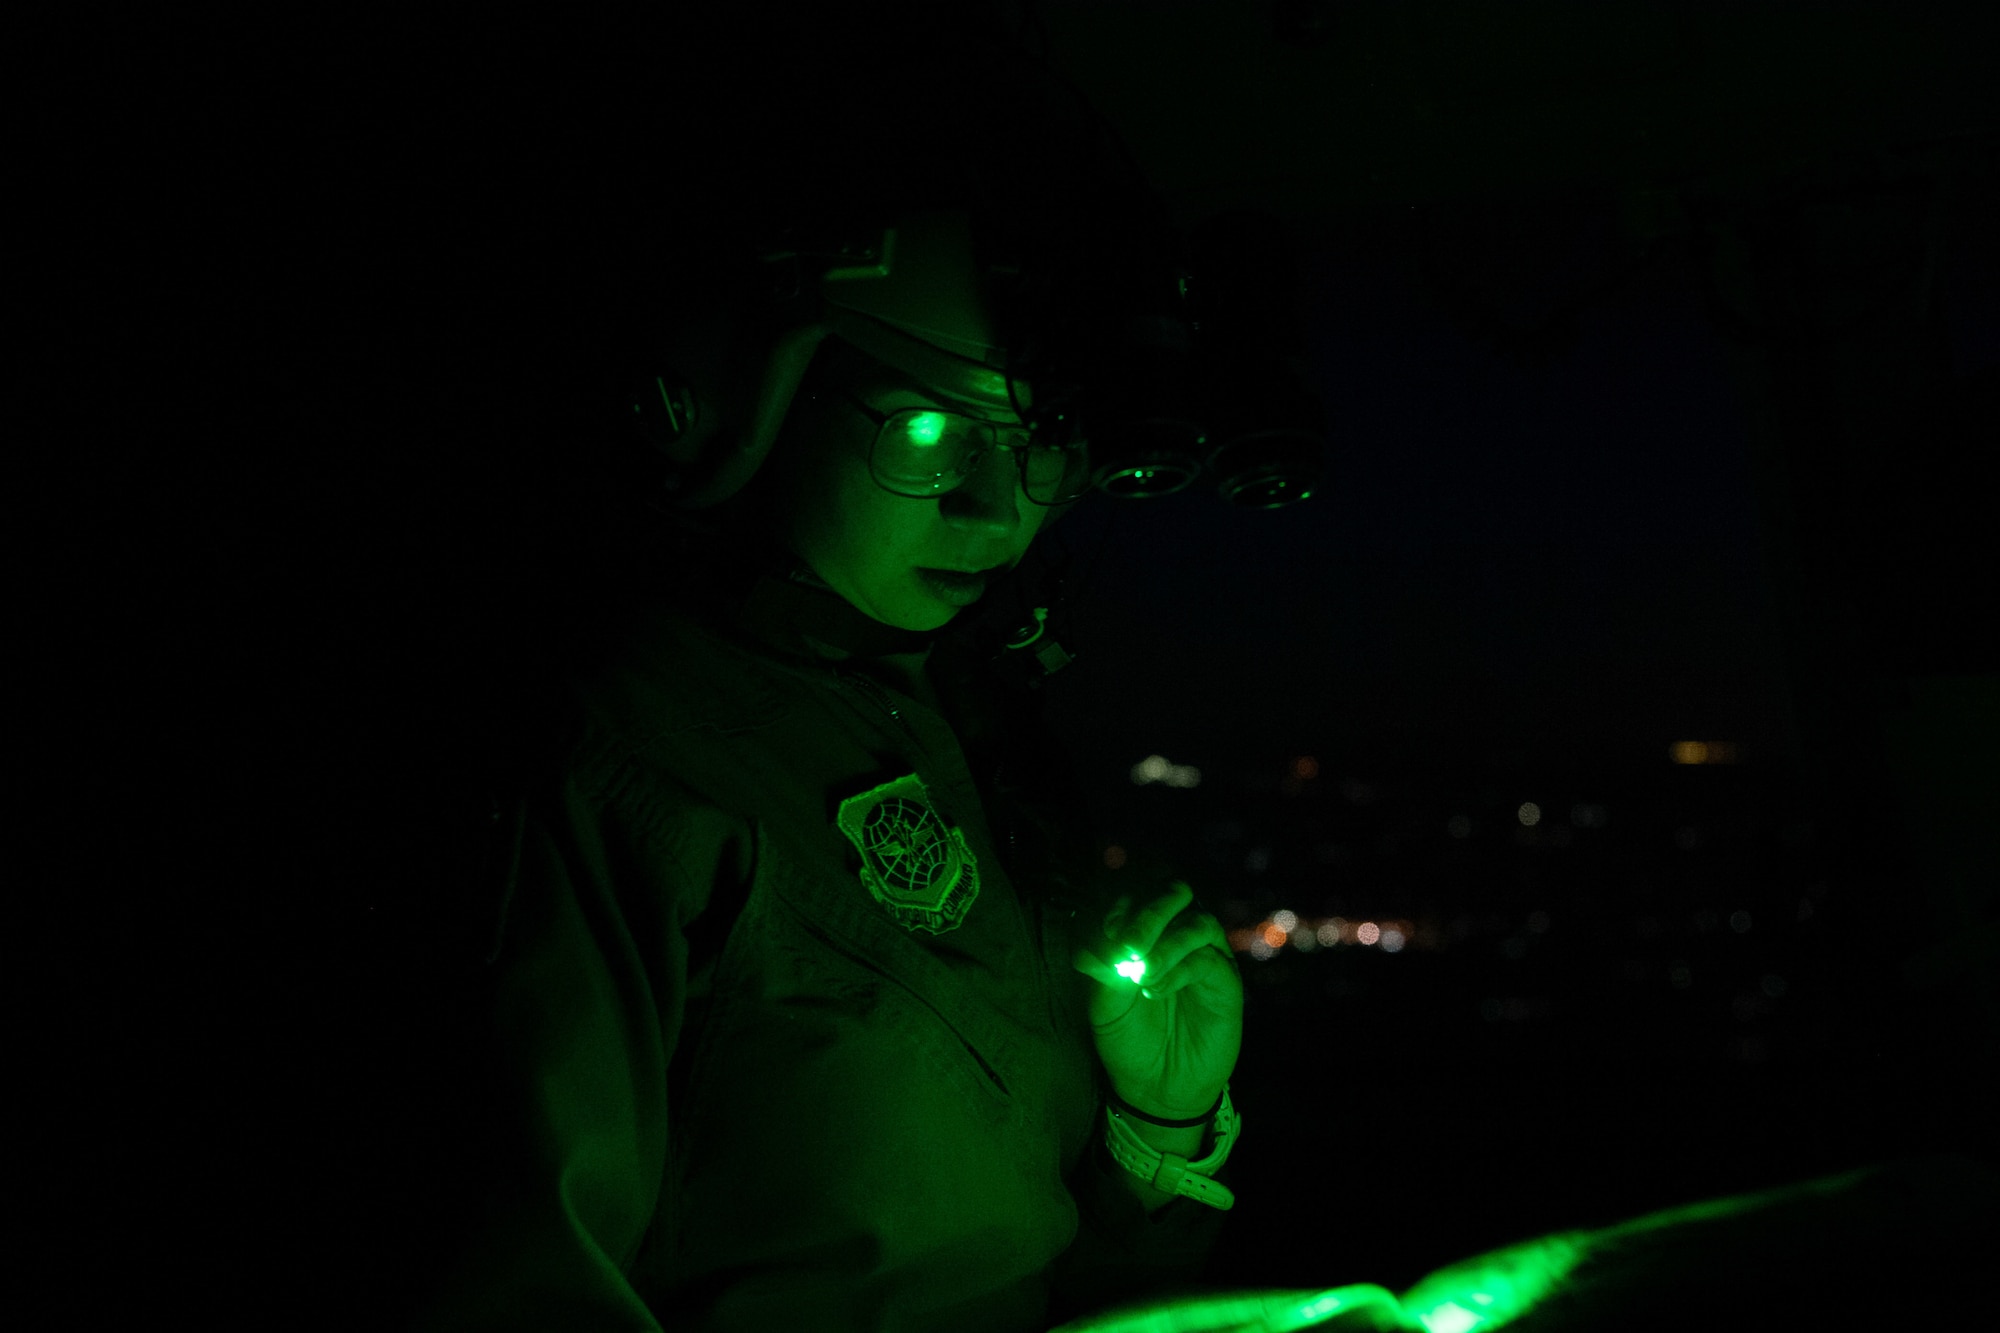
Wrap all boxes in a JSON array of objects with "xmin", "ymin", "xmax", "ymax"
[
  {"xmin": 629, "ymin": 371, "xmax": 719, "ymax": 466},
  {"xmin": 637, "ymin": 384, "xmax": 741, "ymax": 510}
]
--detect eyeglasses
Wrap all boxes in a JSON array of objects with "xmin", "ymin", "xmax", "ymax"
[{"xmin": 817, "ymin": 389, "xmax": 1092, "ymax": 507}]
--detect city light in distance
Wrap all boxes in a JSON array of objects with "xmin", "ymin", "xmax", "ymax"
[
  {"xmin": 1454, "ymin": 806, "xmax": 1612, "ymax": 839},
  {"xmin": 1131, "ymin": 754, "xmax": 1202, "ymax": 787},
  {"xmin": 1229, "ymin": 913, "xmax": 1421, "ymax": 959},
  {"xmin": 1278, "ymin": 755, "xmax": 1322, "ymax": 796},
  {"xmin": 1670, "ymin": 740, "xmax": 1742, "ymax": 765}
]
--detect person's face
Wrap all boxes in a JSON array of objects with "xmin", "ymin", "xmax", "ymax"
[{"xmin": 778, "ymin": 353, "xmax": 1082, "ymax": 632}]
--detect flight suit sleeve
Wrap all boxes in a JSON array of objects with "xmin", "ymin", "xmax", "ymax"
[
  {"xmin": 407, "ymin": 760, "xmax": 748, "ymax": 1332},
  {"xmin": 1045, "ymin": 1104, "xmax": 1236, "ymax": 1327}
]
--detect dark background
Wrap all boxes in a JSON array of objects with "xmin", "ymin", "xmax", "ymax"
[
  {"xmin": 23, "ymin": 0, "xmax": 1997, "ymax": 1323},
  {"xmin": 1022, "ymin": 0, "xmax": 2000, "ymax": 1298}
]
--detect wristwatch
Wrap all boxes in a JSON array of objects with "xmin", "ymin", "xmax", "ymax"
[{"xmin": 1103, "ymin": 1084, "xmax": 1240, "ymax": 1211}]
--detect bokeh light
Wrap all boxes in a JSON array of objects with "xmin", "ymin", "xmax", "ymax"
[
  {"xmin": 1671, "ymin": 740, "xmax": 1742, "ymax": 765},
  {"xmin": 1130, "ymin": 754, "xmax": 1202, "ymax": 787}
]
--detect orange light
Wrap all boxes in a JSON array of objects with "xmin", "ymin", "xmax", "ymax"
[
  {"xmin": 1103, "ymin": 844, "xmax": 1127, "ymax": 869},
  {"xmin": 1260, "ymin": 922, "xmax": 1289, "ymax": 948},
  {"xmin": 1294, "ymin": 755, "xmax": 1320, "ymax": 780},
  {"xmin": 1671, "ymin": 741, "xmax": 1743, "ymax": 765}
]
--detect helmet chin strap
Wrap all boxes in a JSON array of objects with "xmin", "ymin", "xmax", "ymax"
[{"xmin": 777, "ymin": 551, "xmax": 835, "ymax": 593}]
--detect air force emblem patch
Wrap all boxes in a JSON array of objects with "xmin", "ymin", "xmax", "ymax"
[{"xmin": 835, "ymin": 772, "xmax": 980, "ymax": 935}]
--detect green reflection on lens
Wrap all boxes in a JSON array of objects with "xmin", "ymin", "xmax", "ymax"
[
  {"xmin": 902, "ymin": 411, "xmax": 948, "ymax": 448},
  {"xmin": 878, "ymin": 408, "xmax": 1088, "ymax": 503}
]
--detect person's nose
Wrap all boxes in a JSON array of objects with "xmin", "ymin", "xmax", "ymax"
[{"xmin": 939, "ymin": 440, "xmax": 1028, "ymax": 535}]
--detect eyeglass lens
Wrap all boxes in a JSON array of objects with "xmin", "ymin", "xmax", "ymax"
[{"xmin": 874, "ymin": 408, "xmax": 1087, "ymax": 502}]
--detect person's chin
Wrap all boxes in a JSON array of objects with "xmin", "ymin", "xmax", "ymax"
[
  {"xmin": 888, "ymin": 602, "xmax": 958, "ymax": 633},
  {"xmin": 844, "ymin": 585, "xmax": 955, "ymax": 632}
]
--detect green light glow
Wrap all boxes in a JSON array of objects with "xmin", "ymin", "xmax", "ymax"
[
  {"xmin": 1398, "ymin": 1231, "xmax": 1588, "ymax": 1332},
  {"xmin": 1115, "ymin": 957, "xmax": 1147, "ymax": 983},
  {"xmin": 1283, "ymin": 1285, "xmax": 1405, "ymax": 1330},
  {"xmin": 1596, "ymin": 1162, "xmax": 1876, "ymax": 1240},
  {"xmin": 1417, "ymin": 1305, "xmax": 1479, "ymax": 1333},
  {"xmin": 903, "ymin": 411, "xmax": 948, "ymax": 447},
  {"xmin": 1047, "ymin": 1284, "xmax": 1405, "ymax": 1333},
  {"xmin": 1393, "ymin": 1166, "xmax": 1880, "ymax": 1331},
  {"xmin": 1046, "ymin": 1165, "xmax": 1887, "ymax": 1332}
]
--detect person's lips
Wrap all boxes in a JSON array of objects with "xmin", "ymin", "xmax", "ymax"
[{"xmin": 916, "ymin": 566, "xmax": 992, "ymax": 605}]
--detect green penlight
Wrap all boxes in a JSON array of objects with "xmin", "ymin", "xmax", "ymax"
[{"xmin": 1115, "ymin": 956, "xmax": 1147, "ymax": 984}]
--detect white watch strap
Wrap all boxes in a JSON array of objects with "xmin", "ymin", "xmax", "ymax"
[{"xmin": 1103, "ymin": 1085, "xmax": 1240, "ymax": 1211}]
